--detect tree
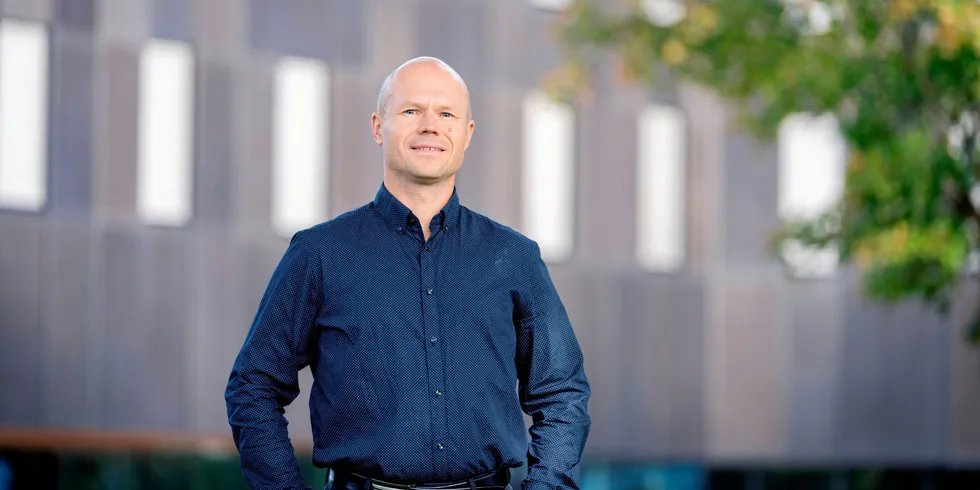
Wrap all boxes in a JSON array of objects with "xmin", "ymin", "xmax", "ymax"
[{"xmin": 554, "ymin": 0, "xmax": 980, "ymax": 341}]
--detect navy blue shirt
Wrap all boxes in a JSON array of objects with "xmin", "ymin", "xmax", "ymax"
[{"xmin": 225, "ymin": 183, "xmax": 591, "ymax": 490}]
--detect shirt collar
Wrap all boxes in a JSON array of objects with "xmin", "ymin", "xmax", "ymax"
[{"xmin": 372, "ymin": 182, "xmax": 461, "ymax": 233}]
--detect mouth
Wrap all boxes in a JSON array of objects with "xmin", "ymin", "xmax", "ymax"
[{"xmin": 411, "ymin": 145, "xmax": 446, "ymax": 153}]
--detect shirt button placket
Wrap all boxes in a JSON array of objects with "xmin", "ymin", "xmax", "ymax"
[{"xmin": 419, "ymin": 242, "xmax": 447, "ymax": 472}]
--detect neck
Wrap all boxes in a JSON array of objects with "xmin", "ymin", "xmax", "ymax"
[{"xmin": 383, "ymin": 170, "xmax": 455, "ymax": 236}]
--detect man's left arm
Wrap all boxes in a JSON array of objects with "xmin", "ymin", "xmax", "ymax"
[{"xmin": 514, "ymin": 242, "xmax": 591, "ymax": 490}]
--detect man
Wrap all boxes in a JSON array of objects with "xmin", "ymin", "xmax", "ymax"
[{"xmin": 225, "ymin": 56, "xmax": 591, "ymax": 490}]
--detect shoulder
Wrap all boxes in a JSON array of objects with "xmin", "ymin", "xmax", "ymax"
[
  {"xmin": 461, "ymin": 206, "xmax": 541, "ymax": 257},
  {"xmin": 290, "ymin": 204, "xmax": 373, "ymax": 250}
]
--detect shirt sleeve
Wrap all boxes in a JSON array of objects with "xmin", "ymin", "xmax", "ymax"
[
  {"xmin": 514, "ymin": 242, "xmax": 592, "ymax": 490},
  {"xmin": 225, "ymin": 230, "xmax": 321, "ymax": 490}
]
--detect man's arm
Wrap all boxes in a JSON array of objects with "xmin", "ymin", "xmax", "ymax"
[
  {"xmin": 514, "ymin": 242, "xmax": 592, "ymax": 490},
  {"xmin": 225, "ymin": 230, "xmax": 321, "ymax": 490}
]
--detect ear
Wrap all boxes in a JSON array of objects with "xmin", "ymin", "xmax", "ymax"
[
  {"xmin": 371, "ymin": 113, "xmax": 383, "ymax": 145},
  {"xmin": 463, "ymin": 119, "xmax": 475, "ymax": 150}
]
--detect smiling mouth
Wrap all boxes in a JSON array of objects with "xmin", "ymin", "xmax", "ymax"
[{"xmin": 411, "ymin": 146, "xmax": 445, "ymax": 153}]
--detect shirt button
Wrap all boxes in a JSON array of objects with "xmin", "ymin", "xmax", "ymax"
[
  {"xmin": 424, "ymin": 245, "xmax": 431, "ymax": 251},
  {"xmin": 435, "ymin": 390, "xmax": 442, "ymax": 396},
  {"xmin": 436, "ymin": 443, "xmax": 444, "ymax": 450},
  {"xmin": 429, "ymin": 336, "xmax": 437, "ymax": 343},
  {"xmin": 426, "ymin": 288, "xmax": 433, "ymax": 295}
]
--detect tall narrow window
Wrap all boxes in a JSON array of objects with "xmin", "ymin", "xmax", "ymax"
[
  {"xmin": 137, "ymin": 39, "xmax": 195, "ymax": 226},
  {"xmin": 637, "ymin": 105, "xmax": 686, "ymax": 272},
  {"xmin": 271, "ymin": 56, "xmax": 329, "ymax": 238},
  {"xmin": 522, "ymin": 91, "xmax": 575, "ymax": 263},
  {"xmin": 777, "ymin": 113, "xmax": 846, "ymax": 278},
  {"xmin": 0, "ymin": 20, "xmax": 49, "ymax": 212}
]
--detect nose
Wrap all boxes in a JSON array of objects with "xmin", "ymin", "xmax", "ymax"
[{"xmin": 417, "ymin": 110, "xmax": 440, "ymax": 135}]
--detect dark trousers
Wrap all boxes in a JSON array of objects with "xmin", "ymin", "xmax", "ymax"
[{"xmin": 324, "ymin": 468, "xmax": 512, "ymax": 490}]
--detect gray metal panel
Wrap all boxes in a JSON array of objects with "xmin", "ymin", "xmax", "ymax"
[
  {"xmin": 325, "ymin": 0, "xmax": 365, "ymax": 67},
  {"xmin": 248, "ymin": 0, "xmax": 364, "ymax": 65},
  {"xmin": 53, "ymin": 0, "xmax": 93, "ymax": 29},
  {"xmin": 186, "ymin": 234, "xmax": 242, "ymax": 431},
  {"xmin": 95, "ymin": 42, "xmax": 140, "ymax": 224},
  {"xmin": 722, "ymin": 131, "xmax": 781, "ymax": 268},
  {"xmin": 785, "ymin": 279, "xmax": 843, "ymax": 460},
  {"xmin": 577, "ymin": 103, "xmax": 637, "ymax": 267},
  {"xmin": 453, "ymin": 80, "xmax": 489, "ymax": 214},
  {"xmin": 837, "ymin": 269, "xmax": 949, "ymax": 463},
  {"xmin": 328, "ymin": 69, "xmax": 386, "ymax": 217},
  {"xmin": 0, "ymin": 215, "xmax": 43, "ymax": 425},
  {"xmin": 559, "ymin": 269, "xmax": 623, "ymax": 457},
  {"xmin": 546, "ymin": 266, "xmax": 612, "ymax": 454},
  {"xmin": 1, "ymin": 0, "xmax": 52, "ymax": 21},
  {"xmin": 468, "ymin": 84, "xmax": 521, "ymax": 229},
  {"xmin": 949, "ymin": 283, "xmax": 980, "ymax": 461},
  {"xmin": 194, "ymin": 0, "xmax": 245, "ymax": 60},
  {"xmin": 38, "ymin": 219, "xmax": 92, "ymax": 427},
  {"xmin": 483, "ymin": 0, "xmax": 529, "ymax": 89},
  {"xmin": 151, "ymin": 0, "xmax": 192, "ymax": 42},
  {"xmin": 48, "ymin": 27, "xmax": 95, "ymax": 218},
  {"xmin": 141, "ymin": 230, "xmax": 192, "ymax": 429},
  {"xmin": 415, "ymin": 0, "xmax": 488, "ymax": 89},
  {"xmin": 364, "ymin": 0, "xmax": 420, "ymax": 73},
  {"xmin": 95, "ymin": 0, "xmax": 149, "ymax": 44},
  {"xmin": 194, "ymin": 60, "xmax": 234, "ymax": 228},
  {"xmin": 232, "ymin": 55, "xmax": 273, "ymax": 231},
  {"xmin": 619, "ymin": 273, "xmax": 706, "ymax": 459},
  {"xmin": 520, "ymin": 7, "xmax": 566, "ymax": 89},
  {"xmin": 709, "ymin": 276, "xmax": 788, "ymax": 460},
  {"xmin": 101, "ymin": 229, "xmax": 143, "ymax": 428}
]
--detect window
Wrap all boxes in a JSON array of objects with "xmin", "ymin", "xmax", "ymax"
[
  {"xmin": 777, "ymin": 113, "xmax": 846, "ymax": 278},
  {"xmin": 636, "ymin": 105, "xmax": 686, "ymax": 272},
  {"xmin": 137, "ymin": 39, "xmax": 195, "ymax": 226},
  {"xmin": 522, "ymin": 91, "xmax": 575, "ymax": 263},
  {"xmin": 0, "ymin": 19, "xmax": 49, "ymax": 212},
  {"xmin": 529, "ymin": 0, "xmax": 571, "ymax": 10},
  {"xmin": 643, "ymin": 0, "xmax": 686, "ymax": 26},
  {"xmin": 271, "ymin": 56, "xmax": 329, "ymax": 238}
]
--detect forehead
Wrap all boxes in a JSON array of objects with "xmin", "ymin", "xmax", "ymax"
[{"xmin": 388, "ymin": 63, "xmax": 469, "ymax": 105}]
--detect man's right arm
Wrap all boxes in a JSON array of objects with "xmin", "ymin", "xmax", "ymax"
[{"xmin": 225, "ymin": 230, "xmax": 321, "ymax": 490}]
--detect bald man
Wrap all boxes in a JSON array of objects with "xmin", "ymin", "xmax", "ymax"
[{"xmin": 226, "ymin": 57, "xmax": 591, "ymax": 490}]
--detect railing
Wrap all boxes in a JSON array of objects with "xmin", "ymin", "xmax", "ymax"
[{"xmin": 0, "ymin": 428, "xmax": 313, "ymax": 454}]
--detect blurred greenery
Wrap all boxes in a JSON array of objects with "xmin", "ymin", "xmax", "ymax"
[{"xmin": 554, "ymin": 0, "xmax": 980, "ymax": 342}]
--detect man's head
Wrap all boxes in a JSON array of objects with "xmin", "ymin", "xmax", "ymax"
[{"xmin": 372, "ymin": 57, "xmax": 475, "ymax": 187}]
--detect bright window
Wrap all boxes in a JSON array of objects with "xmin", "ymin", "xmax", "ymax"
[
  {"xmin": 637, "ymin": 105, "xmax": 686, "ymax": 272},
  {"xmin": 0, "ymin": 19, "xmax": 49, "ymax": 212},
  {"xmin": 137, "ymin": 39, "xmax": 195, "ymax": 226},
  {"xmin": 522, "ymin": 92, "xmax": 575, "ymax": 262},
  {"xmin": 271, "ymin": 56, "xmax": 329, "ymax": 238}
]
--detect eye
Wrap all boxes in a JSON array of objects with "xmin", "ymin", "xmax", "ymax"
[
  {"xmin": 404, "ymin": 109, "xmax": 418, "ymax": 115},
  {"xmin": 440, "ymin": 112, "xmax": 453, "ymax": 118}
]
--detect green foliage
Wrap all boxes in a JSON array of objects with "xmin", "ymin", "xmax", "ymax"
[{"xmin": 556, "ymin": 0, "xmax": 980, "ymax": 341}]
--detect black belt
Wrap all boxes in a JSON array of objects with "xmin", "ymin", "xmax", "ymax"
[{"xmin": 327, "ymin": 467, "xmax": 510, "ymax": 490}]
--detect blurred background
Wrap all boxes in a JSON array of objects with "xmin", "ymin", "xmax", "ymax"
[{"xmin": 1, "ymin": 0, "xmax": 980, "ymax": 488}]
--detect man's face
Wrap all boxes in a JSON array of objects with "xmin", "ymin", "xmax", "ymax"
[{"xmin": 372, "ymin": 63, "xmax": 475, "ymax": 185}]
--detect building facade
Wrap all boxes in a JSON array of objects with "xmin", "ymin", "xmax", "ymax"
[{"xmin": 0, "ymin": 0, "xmax": 978, "ymax": 468}]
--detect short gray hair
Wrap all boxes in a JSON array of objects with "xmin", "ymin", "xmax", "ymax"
[{"xmin": 376, "ymin": 56, "xmax": 471, "ymax": 119}]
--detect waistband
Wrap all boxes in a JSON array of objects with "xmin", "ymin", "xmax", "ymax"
[{"xmin": 327, "ymin": 467, "xmax": 511, "ymax": 490}]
